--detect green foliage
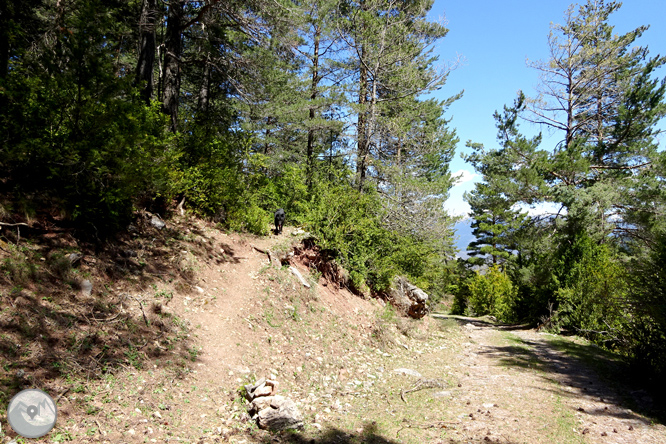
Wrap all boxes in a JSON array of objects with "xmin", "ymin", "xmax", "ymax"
[
  {"xmin": 1, "ymin": 0, "xmax": 173, "ymax": 236},
  {"xmin": 464, "ymin": 180, "xmax": 528, "ymax": 267},
  {"xmin": 465, "ymin": 265, "xmax": 517, "ymax": 323},
  {"xmin": 553, "ymin": 235, "xmax": 627, "ymax": 347},
  {"xmin": 302, "ymin": 184, "xmax": 393, "ymax": 291},
  {"xmin": 624, "ymin": 232, "xmax": 666, "ymax": 376},
  {"xmin": 172, "ymin": 132, "xmax": 307, "ymax": 236},
  {"xmin": 449, "ymin": 260, "xmax": 473, "ymax": 315},
  {"xmin": 301, "ymin": 182, "xmax": 449, "ymax": 294}
]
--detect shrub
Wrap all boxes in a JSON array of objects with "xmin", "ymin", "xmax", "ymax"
[
  {"xmin": 554, "ymin": 235, "xmax": 627, "ymax": 347},
  {"xmin": 624, "ymin": 232, "xmax": 666, "ymax": 376},
  {"xmin": 466, "ymin": 265, "xmax": 517, "ymax": 323}
]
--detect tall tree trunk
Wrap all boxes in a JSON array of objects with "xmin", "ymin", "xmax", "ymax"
[
  {"xmin": 356, "ymin": 42, "xmax": 368, "ymax": 191},
  {"xmin": 163, "ymin": 0, "xmax": 184, "ymax": 133},
  {"xmin": 136, "ymin": 0, "xmax": 157, "ymax": 104},
  {"xmin": 306, "ymin": 25, "xmax": 321, "ymax": 192},
  {"xmin": 198, "ymin": 53, "xmax": 211, "ymax": 114}
]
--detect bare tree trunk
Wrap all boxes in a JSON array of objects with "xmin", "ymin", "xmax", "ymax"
[
  {"xmin": 136, "ymin": 0, "xmax": 157, "ymax": 104},
  {"xmin": 306, "ymin": 25, "xmax": 321, "ymax": 191},
  {"xmin": 162, "ymin": 0, "xmax": 184, "ymax": 133},
  {"xmin": 356, "ymin": 42, "xmax": 369, "ymax": 191},
  {"xmin": 198, "ymin": 53, "xmax": 211, "ymax": 113}
]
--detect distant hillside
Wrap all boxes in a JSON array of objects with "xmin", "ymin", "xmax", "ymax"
[{"xmin": 454, "ymin": 218, "xmax": 474, "ymax": 258}]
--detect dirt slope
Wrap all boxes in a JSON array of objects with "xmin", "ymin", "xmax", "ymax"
[{"xmin": 1, "ymin": 219, "xmax": 665, "ymax": 444}]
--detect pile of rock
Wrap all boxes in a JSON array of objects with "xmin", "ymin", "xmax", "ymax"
[
  {"xmin": 244, "ymin": 378, "xmax": 304, "ymax": 431},
  {"xmin": 388, "ymin": 275, "xmax": 429, "ymax": 319}
]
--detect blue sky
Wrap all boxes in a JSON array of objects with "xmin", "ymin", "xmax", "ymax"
[{"xmin": 425, "ymin": 0, "xmax": 666, "ymax": 218}]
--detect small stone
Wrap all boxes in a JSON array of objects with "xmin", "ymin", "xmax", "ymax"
[
  {"xmin": 80, "ymin": 279, "xmax": 93, "ymax": 296},
  {"xmin": 150, "ymin": 216, "xmax": 166, "ymax": 230},
  {"xmin": 393, "ymin": 368, "xmax": 422, "ymax": 377},
  {"xmin": 67, "ymin": 253, "xmax": 82, "ymax": 265}
]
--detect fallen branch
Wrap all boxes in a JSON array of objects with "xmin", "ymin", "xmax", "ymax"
[
  {"xmin": 91, "ymin": 312, "xmax": 122, "ymax": 323},
  {"xmin": 0, "ymin": 222, "xmax": 29, "ymax": 227},
  {"xmin": 252, "ymin": 245, "xmax": 268, "ymax": 254},
  {"xmin": 400, "ymin": 378, "xmax": 446, "ymax": 403},
  {"xmin": 289, "ymin": 266, "xmax": 311, "ymax": 288},
  {"xmin": 130, "ymin": 295, "xmax": 150, "ymax": 326},
  {"xmin": 56, "ymin": 387, "xmax": 71, "ymax": 403}
]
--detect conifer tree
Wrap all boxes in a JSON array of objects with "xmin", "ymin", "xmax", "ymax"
[
  {"xmin": 337, "ymin": 0, "xmax": 452, "ymax": 190},
  {"xmin": 522, "ymin": 0, "xmax": 666, "ymax": 240}
]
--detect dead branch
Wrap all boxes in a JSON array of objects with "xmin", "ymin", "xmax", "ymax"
[
  {"xmin": 400, "ymin": 378, "xmax": 446, "ymax": 403},
  {"xmin": 0, "ymin": 222, "xmax": 30, "ymax": 227}
]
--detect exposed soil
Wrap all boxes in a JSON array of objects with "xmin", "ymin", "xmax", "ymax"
[
  {"xmin": 443, "ymin": 319, "xmax": 665, "ymax": 443},
  {"xmin": 1, "ymin": 216, "xmax": 665, "ymax": 443}
]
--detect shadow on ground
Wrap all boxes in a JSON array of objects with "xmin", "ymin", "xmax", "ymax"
[
  {"xmin": 477, "ymin": 328, "xmax": 666, "ymax": 425},
  {"xmin": 263, "ymin": 423, "xmax": 522, "ymax": 444},
  {"xmin": 0, "ymin": 212, "xmax": 240, "ymax": 406}
]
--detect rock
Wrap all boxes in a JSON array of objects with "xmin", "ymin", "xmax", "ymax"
[
  {"xmin": 393, "ymin": 368, "xmax": 422, "ymax": 377},
  {"xmin": 255, "ymin": 396, "xmax": 304, "ymax": 430},
  {"xmin": 80, "ymin": 279, "xmax": 93, "ymax": 296},
  {"xmin": 387, "ymin": 276, "xmax": 429, "ymax": 319},
  {"xmin": 244, "ymin": 379, "xmax": 278, "ymax": 400},
  {"xmin": 150, "ymin": 215, "xmax": 166, "ymax": 230},
  {"xmin": 254, "ymin": 384, "xmax": 275, "ymax": 397},
  {"xmin": 433, "ymin": 391, "xmax": 452, "ymax": 398},
  {"xmin": 249, "ymin": 395, "xmax": 284, "ymax": 416},
  {"xmin": 67, "ymin": 253, "xmax": 82, "ymax": 265},
  {"xmin": 289, "ymin": 266, "xmax": 311, "ymax": 288}
]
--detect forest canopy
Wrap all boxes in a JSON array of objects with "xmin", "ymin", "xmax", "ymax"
[{"xmin": 0, "ymin": 0, "xmax": 459, "ymax": 296}]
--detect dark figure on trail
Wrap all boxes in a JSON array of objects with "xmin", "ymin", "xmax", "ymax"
[{"xmin": 274, "ymin": 208, "xmax": 285, "ymax": 235}]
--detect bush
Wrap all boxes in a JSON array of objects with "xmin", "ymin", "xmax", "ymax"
[
  {"xmin": 466, "ymin": 265, "xmax": 517, "ymax": 323},
  {"xmin": 553, "ymin": 235, "xmax": 627, "ymax": 347},
  {"xmin": 624, "ymin": 232, "xmax": 666, "ymax": 376},
  {"xmin": 301, "ymin": 183, "xmax": 446, "ymax": 294}
]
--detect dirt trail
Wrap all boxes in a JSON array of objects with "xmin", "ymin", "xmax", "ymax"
[{"xmin": 446, "ymin": 320, "xmax": 665, "ymax": 444}]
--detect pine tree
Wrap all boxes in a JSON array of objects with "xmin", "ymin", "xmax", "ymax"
[
  {"xmin": 465, "ymin": 181, "xmax": 528, "ymax": 267},
  {"xmin": 464, "ymin": 95, "xmax": 537, "ymax": 267},
  {"xmin": 337, "ymin": 0, "xmax": 451, "ymax": 190},
  {"xmin": 522, "ymin": 0, "xmax": 666, "ymax": 240}
]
